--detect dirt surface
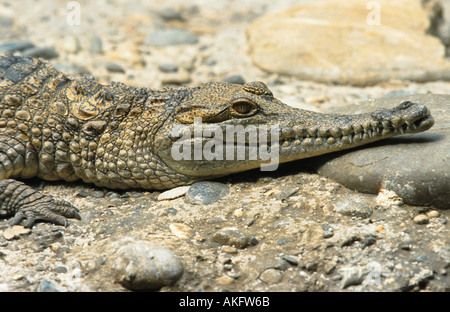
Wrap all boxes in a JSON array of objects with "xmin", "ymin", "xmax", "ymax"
[{"xmin": 0, "ymin": 0, "xmax": 449, "ymax": 292}]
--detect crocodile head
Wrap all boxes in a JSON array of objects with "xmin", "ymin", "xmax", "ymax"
[{"xmin": 154, "ymin": 81, "xmax": 434, "ymax": 182}]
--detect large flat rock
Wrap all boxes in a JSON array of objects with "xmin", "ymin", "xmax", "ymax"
[
  {"xmin": 247, "ymin": 0, "xmax": 450, "ymax": 86},
  {"xmin": 305, "ymin": 94, "xmax": 449, "ymax": 209}
]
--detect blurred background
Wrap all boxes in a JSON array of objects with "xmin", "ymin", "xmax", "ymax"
[{"xmin": 1, "ymin": 0, "xmax": 450, "ymax": 112}]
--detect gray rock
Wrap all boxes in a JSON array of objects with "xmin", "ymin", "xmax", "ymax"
[
  {"xmin": 89, "ymin": 36, "xmax": 103, "ymax": 54},
  {"xmin": 0, "ymin": 41, "xmax": 34, "ymax": 53},
  {"xmin": 159, "ymin": 8, "xmax": 184, "ymax": 21},
  {"xmin": 339, "ymin": 266, "xmax": 371, "ymax": 289},
  {"xmin": 104, "ymin": 62, "xmax": 125, "ymax": 73},
  {"xmin": 37, "ymin": 280, "xmax": 65, "ymax": 292},
  {"xmin": 158, "ymin": 63, "xmax": 179, "ymax": 73},
  {"xmin": 222, "ymin": 75, "xmax": 246, "ymax": 85},
  {"xmin": 259, "ymin": 268, "xmax": 283, "ymax": 284},
  {"xmin": 333, "ymin": 195, "xmax": 373, "ymax": 218},
  {"xmin": 112, "ymin": 242, "xmax": 184, "ymax": 291},
  {"xmin": 0, "ymin": 15, "xmax": 14, "ymax": 28},
  {"xmin": 308, "ymin": 94, "xmax": 450, "ymax": 209},
  {"xmin": 22, "ymin": 47, "xmax": 59, "ymax": 59},
  {"xmin": 185, "ymin": 181, "xmax": 230, "ymax": 205},
  {"xmin": 212, "ymin": 227, "xmax": 250, "ymax": 249},
  {"xmin": 382, "ymin": 90, "xmax": 418, "ymax": 98},
  {"xmin": 146, "ymin": 28, "xmax": 198, "ymax": 47}
]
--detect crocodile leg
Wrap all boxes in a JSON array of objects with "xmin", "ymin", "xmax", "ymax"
[
  {"xmin": 0, "ymin": 135, "xmax": 80, "ymax": 227},
  {"xmin": 0, "ymin": 179, "xmax": 80, "ymax": 227}
]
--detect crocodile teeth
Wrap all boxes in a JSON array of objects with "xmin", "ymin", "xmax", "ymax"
[
  {"xmin": 341, "ymin": 135, "xmax": 351, "ymax": 144},
  {"xmin": 307, "ymin": 127, "xmax": 318, "ymax": 137},
  {"xmin": 391, "ymin": 116, "xmax": 402, "ymax": 127},
  {"xmin": 353, "ymin": 124, "xmax": 363, "ymax": 133},
  {"xmin": 341, "ymin": 125, "xmax": 353, "ymax": 135},
  {"xmin": 281, "ymin": 128, "xmax": 293, "ymax": 137},
  {"xmin": 319, "ymin": 128, "xmax": 328, "ymax": 137},
  {"xmin": 303, "ymin": 138, "xmax": 313, "ymax": 146},
  {"xmin": 293, "ymin": 126, "xmax": 306, "ymax": 136}
]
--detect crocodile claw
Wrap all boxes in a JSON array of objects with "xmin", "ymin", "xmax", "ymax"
[
  {"xmin": 8, "ymin": 198, "xmax": 81, "ymax": 228},
  {"xmin": 1, "ymin": 179, "xmax": 81, "ymax": 228}
]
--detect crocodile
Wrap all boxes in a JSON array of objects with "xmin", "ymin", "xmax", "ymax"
[{"xmin": 0, "ymin": 53, "xmax": 435, "ymax": 227}]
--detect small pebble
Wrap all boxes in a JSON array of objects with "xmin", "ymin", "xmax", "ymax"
[
  {"xmin": 167, "ymin": 207, "xmax": 177, "ymax": 214},
  {"xmin": 145, "ymin": 28, "xmax": 198, "ymax": 47},
  {"xmin": 382, "ymin": 89, "xmax": 417, "ymax": 98},
  {"xmin": 212, "ymin": 227, "xmax": 250, "ymax": 249},
  {"xmin": 90, "ymin": 36, "xmax": 103, "ymax": 54},
  {"xmin": 76, "ymin": 189, "xmax": 90, "ymax": 197},
  {"xmin": 413, "ymin": 214, "xmax": 429, "ymax": 225},
  {"xmin": 195, "ymin": 234, "xmax": 206, "ymax": 242},
  {"xmin": 376, "ymin": 189, "xmax": 403, "ymax": 207},
  {"xmin": 3, "ymin": 226, "xmax": 31, "ymax": 240},
  {"xmin": 158, "ymin": 186, "xmax": 189, "ymax": 201},
  {"xmin": 400, "ymin": 243, "xmax": 412, "ymax": 251},
  {"xmin": 185, "ymin": 182, "xmax": 230, "ymax": 205},
  {"xmin": 113, "ymin": 242, "xmax": 184, "ymax": 291},
  {"xmin": 0, "ymin": 41, "xmax": 34, "ymax": 53},
  {"xmin": 169, "ymin": 223, "xmax": 194, "ymax": 239},
  {"xmin": 37, "ymin": 280, "xmax": 65, "ymax": 292},
  {"xmin": 222, "ymin": 246, "xmax": 238, "ymax": 254},
  {"xmin": 281, "ymin": 255, "xmax": 299, "ymax": 266},
  {"xmin": 322, "ymin": 224, "xmax": 330, "ymax": 231},
  {"xmin": 222, "ymin": 75, "xmax": 246, "ymax": 84},
  {"xmin": 161, "ymin": 69, "xmax": 191, "ymax": 85},
  {"xmin": 259, "ymin": 268, "xmax": 283, "ymax": 284},
  {"xmin": 277, "ymin": 238, "xmax": 288, "ymax": 245},
  {"xmin": 375, "ymin": 225, "xmax": 386, "ymax": 233},
  {"xmin": 92, "ymin": 190, "xmax": 105, "ymax": 198},
  {"xmin": 427, "ymin": 210, "xmax": 440, "ymax": 218},
  {"xmin": 22, "ymin": 47, "xmax": 59, "ymax": 59},
  {"xmin": 158, "ymin": 63, "xmax": 179, "ymax": 73},
  {"xmin": 54, "ymin": 266, "xmax": 67, "ymax": 274},
  {"xmin": 333, "ymin": 196, "xmax": 373, "ymax": 218},
  {"xmin": 0, "ymin": 15, "xmax": 14, "ymax": 28},
  {"xmin": 322, "ymin": 231, "xmax": 334, "ymax": 238},
  {"xmin": 234, "ymin": 208, "xmax": 244, "ymax": 218},
  {"xmin": 249, "ymin": 237, "xmax": 259, "ymax": 245},
  {"xmin": 104, "ymin": 62, "xmax": 125, "ymax": 73},
  {"xmin": 216, "ymin": 275, "xmax": 234, "ymax": 285},
  {"xmin": 159, "ymin": 7, "xmax": 184, "ymax": 21}
]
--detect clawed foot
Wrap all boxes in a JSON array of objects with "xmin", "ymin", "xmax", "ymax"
[
  {"xmin": 9, "ymin": 197, "xmax": 81, "ymax": 228},
  {"xmin": 1, "ymin": 179, "xmax": 81, "ymax": 228}
]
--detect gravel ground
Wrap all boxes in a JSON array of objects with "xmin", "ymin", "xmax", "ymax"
[{"xmin": 0, "ymin": 0, "xmax": 449, "ymax": 292}]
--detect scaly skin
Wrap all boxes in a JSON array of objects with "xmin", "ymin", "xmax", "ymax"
[{"xmin": 0, "ymin": 53, "xmax": 434, "ymax": 227}]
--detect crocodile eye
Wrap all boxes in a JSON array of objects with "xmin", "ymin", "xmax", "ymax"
[{"xmin": 231, "ymin": 100, "xmax": 256, "ymax": 116}]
